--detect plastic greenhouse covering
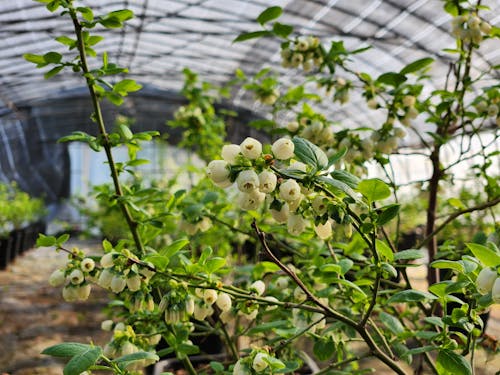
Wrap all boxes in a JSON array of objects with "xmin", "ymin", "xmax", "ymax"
[{"xmin": 0, "ymin": 0, "xmax": 499, "ymax": 204}]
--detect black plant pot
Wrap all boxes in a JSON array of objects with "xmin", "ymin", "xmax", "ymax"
[
  {"xmin": 0, "ymin": 236, "xmax": 14, "ymax": 270},
  {"xmin": 11, "ymin": 228, "xmax": 25, "ymax": 261}
]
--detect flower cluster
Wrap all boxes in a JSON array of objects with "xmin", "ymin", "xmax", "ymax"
[
  {"xmin": 451, "ymin": 13, "xmax": 492, "ymax": 44},
  {"xmin": 476, "ymin": 267, "xmax": 500, "ymax": 303},
  {"xmin": 233, "ymin": 348, "xmax": 285, "ymax": 375},
  {"xmin": 48, "ymin": 248, "xmax": 95, "ymax": 302},
  {"xmin": 281, "ymin": 36, "xmax": 323, "ymax": 72}
]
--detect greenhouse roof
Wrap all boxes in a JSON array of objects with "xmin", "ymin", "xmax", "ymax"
[{"xmin": 1, "ymin": 0, "xmax": 499, "ymax": 128}]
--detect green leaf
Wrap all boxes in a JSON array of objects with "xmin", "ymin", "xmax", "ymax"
[
  {"xmin": 430, "ymin": 260, "xmax": 465, "ymax": 273},
  {"xmin": 394, "ymin": 249, "xmax": 425, "ymax": 261},
  {"xmin": 428, "ymin": 281, "xmax": 453, "ymax": 298},
  {"xmin": 247, "ymin": 320, "xmax": 288, "ymax": 335},
  {"xmin": 320, "ymin": 263, "xmax": 342, "ymax": 274},
  {"xmin": 436, "ymin": 349, "xmax": 472, "ymax": 375},
  {"xmin": 87, "ymin": 35, "xmax": 104, "ymax": 46},
  {"xmin": 108, "ymin": 9, "xmax": 134, "ymax": 22},
  {"xmin": 43, "ymin": 52, "xmax": 62, "ymax": 63},
  {"xmin": 293, "ymin": 136, "xmax": 328, "ymax": 170},
  {"xmin": 249, "ymin": 119, "xmax": 276, "ymax": 129},
  {"xmin": 113, "ymin": 351, "xmax": 159, "ymax": 370},
  {"xmin": 23, "ymin": 53, "xmax": 46, "ymax": 64},
  {"xmin": 379, "ymin": 312, "xmax": 404, "ymax": 335},
  {"xmin": 313, "ymin": 337, "xmax": 336, "ymax": 361},
  {"xmin": 63, "ymin": 346, "xmax": 102, "ymax": 375},
  {"xmin": 42, "ymin": 342, "xmax": 93, "ymax": 357},
  {"xmin": 44, "ymin": 65, "xmax": 64, "ymax": 79},
  {"xmin": 55, "ymin": 36, "xmax": 75, "ymax": 47},
  {"xmin": 144, "ymin": 255, "xmax": 169, "ymax": 271},
  {"xmin": 257, "ymin": 6, "xmax": 282, "ymax": 25},
  {"xmin": 465, "ymin": 243, "xmax": 500, "ymax": 267},
  {"xmin": 330, "ymin": 170, "xmax": 359, "ymax": 189},
  {"xmin": 328, "ymin": 147, "xmax": 348, "ymax": 167},
  {"xmin": 376, "ymin": 239, "xmax": 394, "ymax": 261},
  {"xmin": 376, "ymin": 72, "xmax": 407, "ymax": 87},
  {"xmin": 400, "ymin": 57, "xmax": 434, "ymax": 75},
  {"xmin": 357, "ymin": 178, "xmax": 391, "ymax": 203},
  {"xmin": 36, "ymin": 234, "xmax": 56, "ymax": 247},
  {"xmin": 377, "ymin": 203, "xmax": 400, "ymax": 225},
  {"xmin": 100, "ymin": 17, "xmax": 122, "ymax": 28},
  {"xmin": 159, "ymin": 239, "xmax": 189, "ymax": 258},
  {"xmin": 77, "ymin": 7, "xmax": 94, "ymax": 22},
  {"xmin": 114, "ymin": 79, "xmax": 142, "ymax": 96},
  {"xmin": 387, "ymin": 290, "xmax": 437, "ymax": 304},
  {"xmin": 272, "ymin": 22, "xmax": 293, "ymax": 38},
  {"xmin": 206, "ymin": 257, "xmax": 226, "ymax": 273},
  {"xmin": 233, "ymin": 30, "xmax": 273, "ymax": 43},
  {"xmin": 317, "ymin": 176, "xmax": 358, "ymax": 200}
]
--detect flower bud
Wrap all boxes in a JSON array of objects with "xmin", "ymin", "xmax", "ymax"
[
  {"xmin": 69, "ymin": 269, "xmax": 84, "ymax": 285},
  {"xmin": 476, "ymin": 267, "xmax": 497, "ymax": 294},
  {"xmin": 197, "ymin": 217, "xmax": 212, "ymax": 232},
  {"xmin": 101, "ymin": 319, "xmax": 114, "ymax": 331},
  {"xmin": 272, "ymin": 138, "xmax": 295, "ymax": 160},
  {"xmin": 238, "ymin": 190, "xmax": 266, "ymax": 211},
  {"xmin": 314, "ymin": 219, "xmax": 333, "ymax": 240},
  {"xmin": 186, "ymin": 297, "xmax": 195, "ymax": 315},
  {"xmin": 236, "ymin": 170, "xmax": 259, "ymax": 192},
  {"xmin": 252, "ymin": 352, "xmax": 269, "ymax": 372},
  {"xmin": 264, "ymin": 296, "xmax": 279, "ymax": 310},
  {"xmin": 221, "ymin": 144, "xmax": 241, "ymax": 164},
  {"xmin": 287, "ymin": 214, "xmax": 307, "ymax": 236},
  {"xmin": 279, "ymin": 179, "xmax": 301, "ymax": 202},
  {"xmin": 207, "ymin": 160, "xmax": 230, "ymax": 183},
  {"xmin": 126, "ymin": 274, "xmax": 142, "ymax": 292},
  {"xmin": 203, "ymin": 289, "xmax": 218, "ymax": 305},
  {"xmin": 240, "ymin": 137, "xmax": 262, "ymax": 159},
  {"xmin": 110, "ymin": 275, "xmax": 126, "ymax": 293},
  {"xmin": 394, "ymin": 127, "xmax": 407, "ymax": 138},
  {"xmin": 216, "ymin": 292, "xmax": 232, "ymax": 311},
  {"xmin": 233, "ymin": 359, "xmax": 249, "ymax": 375},
  {"xmin": 121, "ymin": 341, "xmax": 139, "ymax": 356},
  {"xmin": 49, "ymin": 269, "xmax": 66, "ymax": 287},
  {"xmin": 149, "ymin": 334, "xmax": 162, "ymax": 345},
  {"xmin": 101, "ymin": 252, "xmax": 116, "ymax": 268},
  {"xmin": 250, "ymin": 280, "xmax": 266, "ymax": 296},
  {"xmin": 492, "ymin": 277, "xmax": 500, "ymax": 303},
  {"xmin": 114, "ymin": 322, "xmax": 126, "ymax": 332},
  {"xmin": 80, "ymin": 258, "xmax": 95, "ymax": 272},
  {"xmin": 402, "ymin": 95, "xmax": 416, "ymax": 107}
]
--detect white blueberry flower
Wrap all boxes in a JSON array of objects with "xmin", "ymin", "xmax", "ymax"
[
  {"xmin": 289, "ymin": 161, "xmax": 307, "ymax": 172},
  {"xmin": 272, "ymin": 138, "xmax": 295, "ymax": 160},
  {"xmin": 233, "ymin": 359, "xmax": 249, "ymax": 375},
  {"xmin": 49, "ymin": 269, "xmax": 66, "ymax": 287},
  {"xmin": 100, "ymin": 252, "xmax": 116, "ymax": 268},
  {"xmin": 110, "ymin": 275, "xmax": 126, "ymax": 293},
  {"xmin": 270, "ymin": 202, "xmax": 289, "ymax": 223},
  {"xmin": 121, "ymin": 341, "xmax": 139, "ymax": 356},
  {"xmin": 293, "ymin": 286, "xmax": 307, "ymax": 302},
  {"xmin": 203, "ymin": 289, "xmax": 218, "ymax": 305},
  {"xmin": 193, "ymin": 303, "xmax": 212, "ymax": 321},
  {"xmin": 314, "ymin": 219, "xmax": 333, "ymax": 240},
  {"xmin": 236, "ymin": 170, "xmax": 259, "ymax": 192},
  {"xmin": 197, "ymin": 217, "xmax": 212, "ymax": 232},
  {"xmin": 492, "ymin": 277, "xmax": 500, "ymax": 303},
  {"xmin": 207, "ymin": 160, "xmax": 230, "ymax": 183},
  {"xmin": 264, "ymin": 296, "xmax": 279, "ymax": 310},
  {"xmin": 287, "ymin": 121, "xmax": 299, "ymax": 132},
  {"xmin": 221, "ymin": 144, "xmax": 241, "ymax": 165},
  {"xmin": 69, "ymin": 269, "xmax": 84, "ymax": 285},
  {"xmin": 252, "ymin": 352, "xmax": 269, "ymax": 372},
  {"xmin": 240, "ymin": 137, "xmax": 262, "ymax": 159},
  {"xmin": 250, "ymin": 280, "xmax": 266, "ymax": 296},
  {"xmin": 258, "ymin": 170, "xmax": 277, "ymax": 193},
  {"xmin": 98, "ymin": 268, "xmax": 114, "ymax": 289},
  {"xmin": 394, "ymin": 127, "xmax": 407, "ymax": 138},
  {"xmin": 220, "ymin": 310, "xmax": 234, "ymax": 324},
  {"xmin": 238, "ymin": 190, "xmax": 266, "ymax": 211},
  {"xmin": 287, "ymin": 214, "xmax": 307, "ymax": 236},
  {"xmin": 402, "ymin": 95, "xmax": 416, "ymax": 107},
  {"xmin": 476, "ymin": 268, "xmax": 497, "ymax": 294},
  {"xmin": 76, "ymin": 284, "xmax": 91, "ymax": 300},
  {"xmin": 80, "ymin": 258, "xmax": 95, "ymax": 272},
  {"xmin": 287, "ymin": 195, "xmax": 303, "ymax": 212},
  {"xmin": 367, "ymin": 98, "xmax": 378, "ymax": 109},
  {"xmin": 126, "ymin": 274, "xmax": 142, "ymax": 292},
  {"xmin": 101, "ymin": 319, "xmax": 114, "ymax": 331},
  {"xmin": 275, "ymin": 276, "xmax": 289, "ymax": 289},
  {"xmin": 279, "ymin": 179, "xmax": 301, "ymax": 202},
  {"xmin": 185, "ymin": 297, "xmax": 195, "ymax": 316},
  {"xmin": 148, "ymin": 334, "xmax": 162, "ymax": 345},
  {"xmin": 114, "ymin": 322, "xmax": 126, "ymax": 332},
  {"xmin": 214, "ymin": 179, "xmax": 233, "ymax": 188},
  {"xmin": 312, "ymin": 195, "xmax": 328, "ymax": 215},
  {"xmin": 216, "ymin": 292, "xmax": 232, "ymax": 312},
  {"xmin": 62, "ymin": 286, "xmax": 78, "ymax": 302}
]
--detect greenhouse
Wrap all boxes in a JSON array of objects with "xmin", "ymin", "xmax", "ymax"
[{"xmin": 0, "ymin": 0, "xmax": 499, "ymax": 374}]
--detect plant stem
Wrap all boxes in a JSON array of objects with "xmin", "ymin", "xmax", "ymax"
[
  {"xmin": 315, "ymin": 352, "xmax": 371, "ymax": 375},
  {"xmin": 68, "ymin": 6, "xmax": 145, "ymax": 255}
]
